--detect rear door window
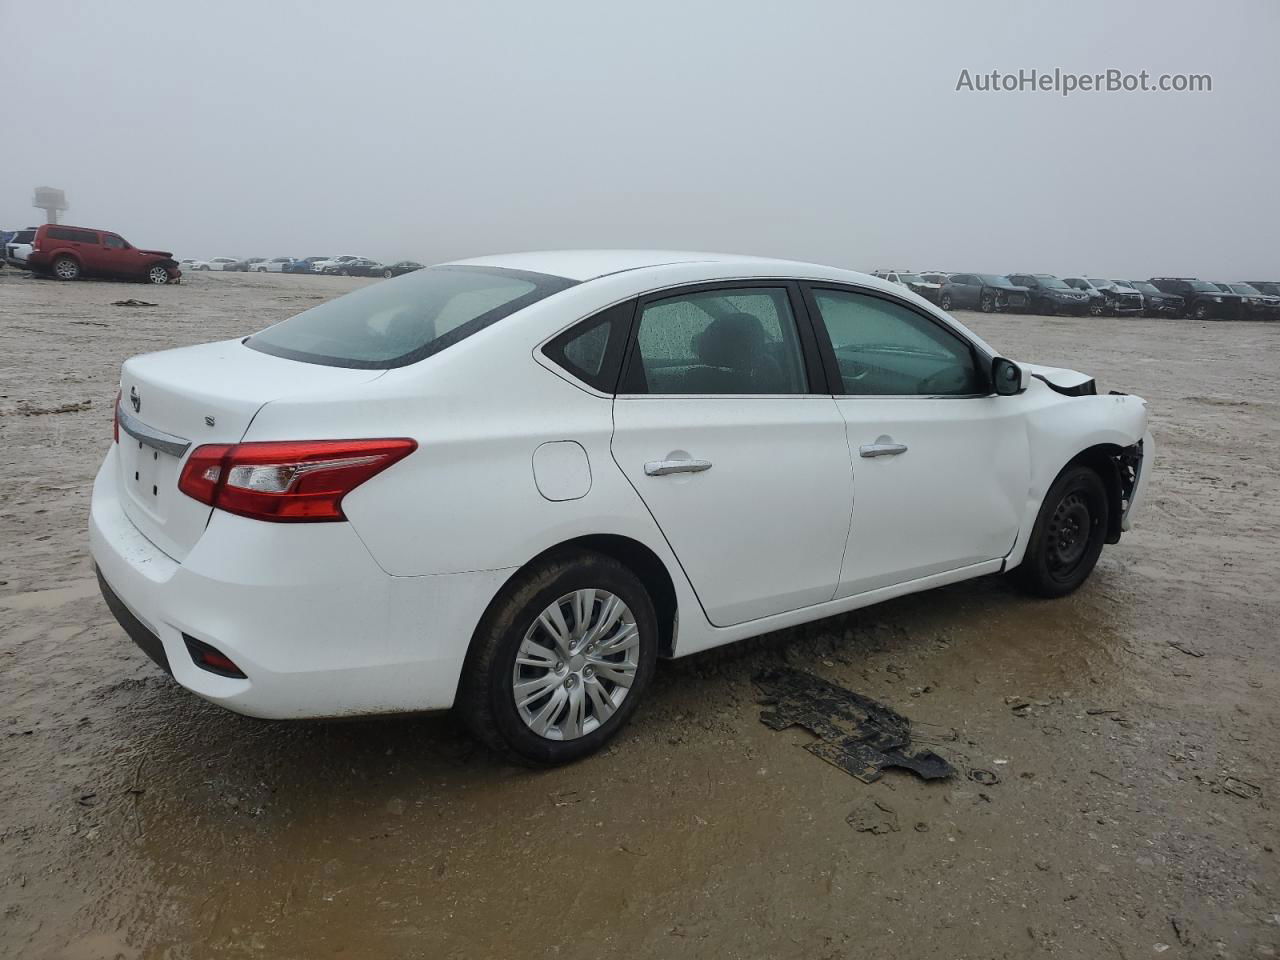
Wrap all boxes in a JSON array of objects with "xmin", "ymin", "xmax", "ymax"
[
  {"xmin": 247, "ymin": 265, "xmax": 577, "ymax": 369},
  {"xmin": 621, "ymin": 287, "xmax": 808, "ymax": 395}
]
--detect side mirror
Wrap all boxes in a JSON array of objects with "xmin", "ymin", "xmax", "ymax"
[{"xmin": 992, "ymin": 357, "xmax": 1027, "ymax": 396}]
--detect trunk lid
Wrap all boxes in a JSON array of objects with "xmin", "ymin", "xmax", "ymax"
[{"xmin": 116, "ymin": 339, "xmax": 384, "ymax": 561}]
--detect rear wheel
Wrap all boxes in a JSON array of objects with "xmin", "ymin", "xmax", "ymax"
[
  {"xmin": 1015, "ymin": 465, "xmax": 1109, "ymax": 598},
  {"xmin": 458, "ymin": 551, "xmax": 658, "ymax": 765},
  {"xmin": 382, "ymin": 268, "xmax": 393, "ymax": 279},
  {"xmin": 939, "ymin": 293, "xmax": 953, "ymax": 310},
  {"xmin": 146, "ymin": 264, "xmax": 169, "ymax": 284},
  {"xmin": 53, "ymin": 256, "xmax": 80, "ymax": 281}
]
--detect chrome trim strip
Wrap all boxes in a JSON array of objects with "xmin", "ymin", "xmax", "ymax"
[{"xmin": 117, "ymin": 405, "xmax": 191, "ymax": 458}]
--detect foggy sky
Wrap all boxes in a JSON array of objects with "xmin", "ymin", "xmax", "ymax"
[{"xmin": 2, "ymin": 0, "xmax": 1277, "ymax": 279}]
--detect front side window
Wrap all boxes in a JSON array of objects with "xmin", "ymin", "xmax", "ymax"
[
  {"xmin": 811, "ymin": 288, "xmax": 984, "ymax": 397},
  {"xmin": 623, "ymin": 287, "xmax": 807, "ymax": 395},
  {"xmin": 247, "ymin": 264, "xmax": 576, "ymax": 369}
]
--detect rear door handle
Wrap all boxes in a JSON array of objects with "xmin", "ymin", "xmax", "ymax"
[
  {"xmin": 859, "ymin": 437, "xmax": 908, "ymax": 458},
  {"xmin": 644, "ymin": 459, "xmax": 712, "ymax": 477}
]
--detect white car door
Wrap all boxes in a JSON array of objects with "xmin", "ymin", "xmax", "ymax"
[
  {"xmin": 802, "ymin": 284, "xmax": 1028, "ymax": 597},
  {"xmin": 610, "ymin": 283, "xmax": 854, "ymax": 627}
]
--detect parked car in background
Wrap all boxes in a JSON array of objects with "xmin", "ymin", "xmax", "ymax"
[
  {"xmin": 1125, "ymin": 281, "xmax": 1184, "ymax": 317},
  {"xmin": 239, "ymin": 258, "xmax": 266, "ymax": 272},
  {"xmin": 1062, "ymin": 278, "xmax": 1108, "ymax": 316},
  {"xmin": 1064, "ymin": 277, "xmax": 1144, "ymax": 316},
  {"xmin": 325, "ymin": 257, "xmax": 384, "ymax": 276},
  {"xmin": 313, "ymin": 256, "xmax": 359, "ymax": 274},
  {"xmin": 1148, "ymin": 278, "xmax": 1246, "ymax": 320},
  {"xmin": 1212, "ymin": 282, "xmax": 1280, "ymax": 320},
  {"xmin": 872, "ymin": 270, "xmax": 942, "ymax": 303},
  {"xmin": 188, "ymin": 257, "xmax": 241, "ymax": 271},
  {"xmin": 254, "ymin": 257, "xmax": 294, "ymax": 273},
  {"xmin": 939, "ymin": 273, "xmax": 1030, "ymax": 312},
  {"xmin": 286, "ymin": 257, "xmax": 329, "ymax": 274},
  {"xmin": 1243, "ymin": 280, "xmax": 1280, "ymax": 297},
  {"xmin": 1007, "ymin": 274, "xmax": 1092, "ymax": 316},
  {"xmin": 382, "ymin": 260, "xmax": 425, "ymax": 278},
  {"xmin": 26, "ymin": 225, "xmax": 181, "ymax": 284},
  {"xmin": 91, "ymin": 250, "xmax": 1152, "ymax": 763},
  {"xmin": 920, "ymin": 272, "xmax": 951, "ymax": 286},
  {"xmin": 5, "ymin": 227, "xmax": 37, "ymax": 267}
]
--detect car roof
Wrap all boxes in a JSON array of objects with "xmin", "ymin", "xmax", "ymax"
[{"xmin": 445, "ymin": 249, "xmax": 825, "ymax": 283}]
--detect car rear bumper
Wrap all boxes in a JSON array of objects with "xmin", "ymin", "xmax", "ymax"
[{"xmin": 89, "ymin": 446, "xmax": 514, "ymax": 719}]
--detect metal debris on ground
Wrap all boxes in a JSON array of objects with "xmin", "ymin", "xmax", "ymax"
[
  {"xmin": 111, "ymin": 299, "xmax": 157, "ymax": 307},
  {"xmin": 1167, "ymin": 640, "xmax": 1206, "ymax": 658},
  {"xmin": 754, "ymin": 668, "xmax": 955, "ymax": 783}
]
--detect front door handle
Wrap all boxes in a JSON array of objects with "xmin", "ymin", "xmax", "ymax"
[
  {"xmin": 644, "ymin": 458, "xmax": 713, "ymax": 477},
  {"xmin": 859, "ymin": 436, "xmax": 908, "ymax": 458}
]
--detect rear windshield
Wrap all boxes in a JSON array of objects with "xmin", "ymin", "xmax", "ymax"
[{"xmin": 246, "ymin": 264, "xmax": 577, "ymax": 369}]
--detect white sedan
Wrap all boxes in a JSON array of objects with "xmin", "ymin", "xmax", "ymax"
[
  {"xmin": 90, "ymin": 251, "xmax": 1152, "ymax": 764},
  {"xmin": 187, "ymin": 257, "xmax": 241, "ymax": 271}
]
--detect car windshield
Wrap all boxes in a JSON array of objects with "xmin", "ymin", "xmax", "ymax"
[
  {"xmin": 1228, "ymin": 283, "xmax": 1261, "ymax": 295},
  {"xmin": 1131, "ymin": 282, "xmax": 1160, "ymax": 294},
  {"xmin": 1187, "ymin": 280, "xmax": 1220, "ymax": 292},
  {"xmin": 1037, "ymin": 276, "xmax": 1071, "ymax": 289},
  {"xmin": 246, "ymin": 264, "xmax": 577, "ymax": 369}
]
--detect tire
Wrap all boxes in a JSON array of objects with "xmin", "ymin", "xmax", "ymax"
[
  {"xmin": 979, "ymin": 293, "xmax": 995, "ymax": 313},
  {"xmin": 198, "ymin": 265, "xmax": 210, "ymax": 271},
  {"xmin": 53, "ymin": 256, "xmax": 80, "ymax": 281},
  {"xmin": 458, "ymin": 550, "xmax": 659, "ymax": 765},
  {"xmin": 1088, "ymin": 299, "xmax": 1105, "ymax": 317},
  {"xmin": 1191, "ymin": 302, "xmax": 1208, "ymax": 320},
  {"xmin": 146, "ymin": 264, "xmax": 169, "ymax": 285},
  {"xmin": 339, "ymin": 268, "xmax": 350, "ymax": 277},
  {"xmin": 1015, "ymin": 465, "xmax": 1110, "ymax": 598},
  {"xmin": 382, "ymin": 269, "xmax": 393, "ymax": 279},
  {"xmin": 939, "ymin": 293, "xmax": 953, "ymax": 311}
]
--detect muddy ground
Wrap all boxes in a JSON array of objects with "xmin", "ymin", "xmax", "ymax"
[{"xmin": 1, "ymin": 269, "xmax": 1277, "ymax": 959}]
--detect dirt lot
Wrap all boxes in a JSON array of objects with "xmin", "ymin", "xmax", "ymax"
[{"xmin": 1, "ymin": 269, "xmax": 1277, "ymax": 960}]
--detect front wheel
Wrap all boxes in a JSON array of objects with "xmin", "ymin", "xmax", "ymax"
[
  {"xmin": 979, "ymin": 293, "xmax": 995, "ymax": 313},
  {"xmin": 1191, "ymin": 303, "xmax": 1208, "ymax": 320},
  {"xmin": 939, "ymin": 293, "xmax": 953, "ymax": 310},
  {"xmin": 1089, "ymin": 299, "xmax": 1105, "ymax": 317},
  {"xmin": 53, "ymin": 256, "xmax": 80, "ymax": 281},
  {"xmin": 382, "ymin": 268, "xmax": 393, "ymax": 279},
  {"xmin": 146, "ymin": 264, "xmax": 169, "ymax": 284},
  {"xmin": 1015, "ymin": 465, "xmax": 1109, "ymax": 598},
  {"xmin": 458, "ymin": 551, "xmax": 658, "ymax": 765}
]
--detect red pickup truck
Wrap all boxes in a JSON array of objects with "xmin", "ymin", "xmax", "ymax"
[{"xmin": 27, "ymin": 224, "xmax": 181, "ymax": 284}]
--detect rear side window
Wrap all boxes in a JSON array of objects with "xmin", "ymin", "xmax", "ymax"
[
  {"xmin": 48, "ymin": 227, "xmax": 99, "ymax": 243},
  {"xmin": 247, "ymin": 265, "xmax": 577, "ymax": 369},
  {"xmin": 543, "ymin": 300, "xmax": 634, "ymax": 393},
  {"xmin": 621, "ymin": 287, "xmax": 808, "ymax": 395}
]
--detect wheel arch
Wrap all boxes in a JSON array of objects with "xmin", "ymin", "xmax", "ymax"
[
  {"xmin": 476, "ymin": 534, "xmax": 681, "ymax": 660},
  {"xmin": 1062, "ymin": 443, "xmax": 1126, "ymax": 544}
]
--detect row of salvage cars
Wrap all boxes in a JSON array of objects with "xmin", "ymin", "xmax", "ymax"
[
  {"xmin": 872, "ymin": 270, "xmax": 1280, "ymax": 321},
  {"xmin": 179, "ymin": 256, "xmax": 425, "ymax": 279}
]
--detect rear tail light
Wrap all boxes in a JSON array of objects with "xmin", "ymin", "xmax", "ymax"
[{"xmin": 178, "ymin": 438, "xmax": 416, "ymax": 522}]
